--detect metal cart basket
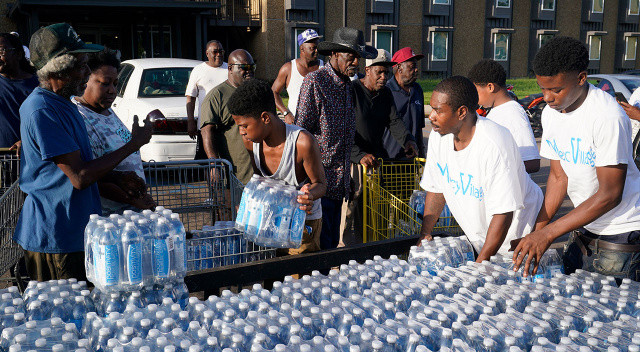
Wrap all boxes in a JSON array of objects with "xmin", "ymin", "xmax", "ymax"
[
  {"xmin": 0, "ymin": 181, "xmax": 26, "ymax": 288},
  {"xmin": 362, "ymin": 158, "xmax": 462, "ymax": 243},
  {"xmin": 0, "ymin": 149, "xmax": 20, "ymax": 197}
]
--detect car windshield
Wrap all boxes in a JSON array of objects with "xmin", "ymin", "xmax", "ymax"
[
  {"xmin": 621, "ymin": 78, "xmax": 640, "ymax": 93},
  {"xmin": 138, "ymin": 67, "xmax": 193, "ymax": 97}
]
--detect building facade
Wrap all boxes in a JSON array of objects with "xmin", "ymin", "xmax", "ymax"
[{"xmin": 2, "ymin": 0, "xmax": 639, "ymax": 79}]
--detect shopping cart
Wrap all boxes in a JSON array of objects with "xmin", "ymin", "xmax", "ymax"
[
  {"xmin": 0, "ymin": 148, "xmax": 20, "ymax": 197},
  {"xmin": 362, "ymin": 158, "xmax": 462, "ymax": 243},
  {"xmin": 0, "ymin": 181, "xmax": 26, "ymax": 289}
]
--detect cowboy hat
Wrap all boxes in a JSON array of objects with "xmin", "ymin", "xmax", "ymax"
[{"xmin": 317, "ymin": 27, "xmax": 377, "ymax": 59}]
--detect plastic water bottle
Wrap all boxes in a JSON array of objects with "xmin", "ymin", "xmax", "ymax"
[
  {"xmin": 121, "ymin": 222, "xmax": 144, "ymax": 291},
  {"xmin": 170, "ymin": 214, "xmax": 187, "ymax": 279},
  {"xmin": 236, "ymin": 175, "xmax": 261, "ymax": 231},
  {"xmin": 289, "ymin": 190, "xmax": 307, "ymax": 249},
  {"xmin": 84, "ymin": 214, "xmax": 101, "ymax": 282},
  {"xmin": 153, "ymin": 218, "xmax": 174, "ymax": 284},
  {"xmin": 245, "ymin": 183, "xmax": 269, "ymax": 240},
  {"xmin": 94, "ymin": 223, "xmax": 120, "ymax": 291}
]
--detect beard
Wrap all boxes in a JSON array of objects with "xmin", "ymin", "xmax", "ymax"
[{"xmin": 57, "ymin": 79, "xmax": 86, "ymax": 99}]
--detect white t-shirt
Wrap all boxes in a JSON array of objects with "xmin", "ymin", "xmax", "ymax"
[
  {"xmin": 420, "ymin": 116, "xmax": 543, "ymax": 253},
  {"xmin": 486, "ymin": 100, "xmax": 540, "ymax": 162},
  {"xmin": 628, "ymin": 87, "xmax": 640, "ymax": 141},
  {"xmin": 185, "ymin": 62, "xmax": 228, "ymax": 127},
  {"xmin": 540, "ymin": 84, "xmax": 640, "ymax": 235}
]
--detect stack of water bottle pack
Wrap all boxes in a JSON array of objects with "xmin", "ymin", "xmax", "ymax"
[
  {"xmin": 235, "ymin": 175, "xmax": 308, "ymax": 249},
  {"xmin": 84, "ymin": 207, "xmax": 187, "ymax": 293},
  {"xmin": 409, "ymin": 190, "xmax": 453, "ymax": 231}
]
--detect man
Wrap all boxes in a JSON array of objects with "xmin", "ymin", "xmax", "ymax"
[
  {"xmin": 513, "ymin": 37, "xmax": 640, "ymax": 282},
  {"xmin": 272, "ymin": 29, "xmax": 323, "ymax": 124},
  {"xmin": 185, "ymin": 40, "xmax": 227, "ymax": 159},
  {"xmin": 342, "ymin": 49, "xmax": 418, "ymax": 246},
  {"xmin": 229, "ymin": 79, "xmax": 326, "ymax": 255},
  {"xmin": 295, "ymin": 27, "xmax": 377, "ymax": 250},
  {"xmin": 419, "ymin": 76, "xmax": 543, "ymax": 261},
  {"xmin": 468, "ymin": 59, "xmax": 540, "ymax": 173},
  {"xmin": 383, "ymin": 47, "xmax": 426, "ymax": 158},
  {"xmin": 200, "ymin": 49, "xmax": 255, "ymax": 185},
  {"xmin": 14, "ymin": 23, "xmax": 153, "ymax": 281}
]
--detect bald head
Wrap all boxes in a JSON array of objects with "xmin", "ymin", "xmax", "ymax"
[{"xmin": 227, "ymin": 49, "xmax": 255, "ymax": 87}]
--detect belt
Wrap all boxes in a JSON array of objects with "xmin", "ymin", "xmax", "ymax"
[{"xmin": 576, "ymin": 231, "xmax": 640, "ymax": 255}]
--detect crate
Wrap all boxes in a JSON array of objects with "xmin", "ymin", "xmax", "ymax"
[
  {"xmin": 0, "ymin": 149, "xmax": 20, "ymax": 197},
  {"xmin": 362, "ymin": 158, "xmax": 462, "ymax": 243}
]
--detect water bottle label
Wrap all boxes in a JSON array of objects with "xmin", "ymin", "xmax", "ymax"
[
  {"xmin": 174, "ymin": 241, "xmax": 186, "ymax": 272},
  {"xmin": 92, "ymin": 243, "xmax": 100, "ymax": 283},
  {"xmin": 100, "ymin": 244, "xmax": 119, "ymax": 286},
  {"xmin": 127, "ymin": 242, "xmax": 143, "ymax": 284},
  {"xmin": 533, "ymin": 273, "xmax": 545, "ymax": 282},
  {"xmin": 237, "ymin": 195, "xmax": 247, "ymax": 223},
  {"xmin": 548, "ymin": 265, "xmax": 563, "ymax": 276},
  {"xmin": 154, "ymin": 239, "xmax": 170, "ymax": 277},
  {"xmin": 465, "ymin": 252, "xmax": 475, "ymax": 262}
]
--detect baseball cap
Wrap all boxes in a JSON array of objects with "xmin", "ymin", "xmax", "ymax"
[
  {"xmin": 391, "ymin": 47, "xmax": 424, "ymax": 65},
  {"xmin": 29, "ymin": 23, "xmax": 104, "ymax": 70},
  {"xmin": 297, "ymin": 29, "xmax": 322, "ymax": 47},
  {"xmin": 366, "ymin": 49, "xmax": 396, "ymax": 67}
]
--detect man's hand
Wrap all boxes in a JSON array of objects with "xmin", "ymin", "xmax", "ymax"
[
  {"xmin": 417, "ymin": 232, "xmax": 433, "ymax": 246},
  {"xmin": 297, "ymin": 183, "xmax": 315, "ymax": 214},
  {"xmin": 129, "ymin": 193, "xmax": 156, "ymax": 210},
  {"xmin": 360, "ymin": 154, "xmax": 377, "ymax": 169},
  {"xmin": 619, "ymin": 101, "xmax": 640, "ymax": 122},
  {"xmin": 115, "ymin": 171, "xmax": 147, "ymax": 200},
  {"xmin": 404, "ymin": 141, "xmax": 419, "ymax": 159},
  {"xmin": 284, "ymin": 112, "xmax": 295, "ymax": 125},
  {"xmin": 187, "ymin": 119, "xmax": 197, "ymax": 140},
  {"xmin": 9, "ymin": 140, "xmax": 21, "ymax": 157},
  {"xmin": 512, "ymin": 227, "xmax": 554, "ymax": 277},
  {"xmin": 130, "ymin": 113, "xmax": 154, "ymax": 149}
]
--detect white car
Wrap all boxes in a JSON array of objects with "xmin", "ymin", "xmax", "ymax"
[
  {"xmin": 112, "ymin": 58, "xmax": 201, "ymax": 162},
  {"xmin": 589, "ymin": 74, "xmax": 640, "ymax": 101}
]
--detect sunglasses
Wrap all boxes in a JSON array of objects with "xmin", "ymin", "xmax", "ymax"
[
  {"xmin": 0, "ymin": 47, "xmax": 16, "ymax": 56},
  {"xmin": 208, "ymin": 49, "xmax": 224, "ymax": 54},
  {"xmin": 230, "ymin": 63, "xmax": 256, "ymax": 71}
]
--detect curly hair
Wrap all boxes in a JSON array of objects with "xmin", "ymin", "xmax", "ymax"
[
  {"xmin": 468, "ymin": 59, "xmax": 506, "ymax": 87},
  {"xmin": 0, "ymin": 32, "xmax": 35, "ymax": 74},
  {"xmin": 228, "ymin": 78, "xmax": 277, "ymax": 118},
  {"xmin": 434, "ymin": 76, "xmax": 479, "ymax": 113},
  {"xmin": 87, "ymin": 49, "xmax": 120, "ymax": 72},
  {"xmin": 37, "ymin": 54, "xmax": 77, "ymax": 82},
  {"xmin": 533, "ymin": 36, "xmax": 589, "ymax": 76}
]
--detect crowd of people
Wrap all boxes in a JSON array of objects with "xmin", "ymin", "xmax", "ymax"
[{"xmin": 2, "ymin": 22, "xmax": 640, "ymax": 284}]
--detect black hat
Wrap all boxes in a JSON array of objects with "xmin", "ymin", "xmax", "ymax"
[
  {"xmin": 317, "ymin": 27, "xmax": 377, "ymax": 59},
  {"xmin": 29, "ymin": 23, "xmax": 104, "ymax": 70}
]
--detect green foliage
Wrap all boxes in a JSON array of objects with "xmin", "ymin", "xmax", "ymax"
[{"xmin": 419, "ymin": 78, "xmax": 542, "ymax": 104}]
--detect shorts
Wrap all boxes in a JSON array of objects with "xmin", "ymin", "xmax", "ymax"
[
  {"xmin": 23, "ymin": 250, "xmax": 87, "ymax": 282},
  {"xmin": 279, "ymin": 218, "xmax": 323, "ymax": 256}
]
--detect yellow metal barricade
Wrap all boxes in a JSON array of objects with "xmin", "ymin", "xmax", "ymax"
[{"xmin": 362, "ymin": 158, "xmax": 462, "ymax": 243}]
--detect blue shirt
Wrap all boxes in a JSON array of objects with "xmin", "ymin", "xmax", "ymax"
[
  {"xmin": 383, "ymin": 76, "xmax": 425, "ymax": 158},
  {"xmin": 14, "ymin": 88, "xmax": 101, "ymax": 253},
  {"xmin": 0, "ymin": 74, "xmax": 38, "ymax": 147}
]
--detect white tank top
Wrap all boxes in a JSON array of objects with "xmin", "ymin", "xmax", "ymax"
[
  {"xmin": 252, "ymin": 124, "xmax": 322, "ymax": 220},
  {"xmin": 287, "ymin": 59, "xmax": 323, "ymax": 117}
]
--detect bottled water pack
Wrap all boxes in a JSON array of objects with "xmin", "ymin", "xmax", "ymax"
[
  {"xmin": 236, "ymin": 175, "xmax": 307, "ymax": 249},
  {"xmin": 84, "ymin": 207, "xmax": 188, "ymax": 293},
  {"xmin": 409, "ymin": 190, "xmax": 453, "ymax": 230},
  {"xmin": 408, "ymin": 236, "xmax": 475, "ymax": 274},
  {"xmin": 187, "ymin": 222, "xmax": 261, "ymax": 271}
]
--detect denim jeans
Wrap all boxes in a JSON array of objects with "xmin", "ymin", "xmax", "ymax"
[
  {"xmin": 320, "ymin": 198, "xmax": 342, "ymax": 250},
  {"xmin": 563, "ymin": 230, "xmax": 640, "ymax": 283}
]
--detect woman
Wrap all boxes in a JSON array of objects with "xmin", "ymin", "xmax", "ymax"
[{"xmin": 72, "ymin": 49, "xmax": 155, "ymax": 214}]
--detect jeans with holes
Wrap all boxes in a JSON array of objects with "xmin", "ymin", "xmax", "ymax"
[{"xmin": 563, "ymin": 230, "xmax": 640, "ymax": 283}]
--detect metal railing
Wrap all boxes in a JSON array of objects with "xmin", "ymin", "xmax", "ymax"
[{"xmin": 213, "ymin": 0, "xmax": 261, "ymax": 23}]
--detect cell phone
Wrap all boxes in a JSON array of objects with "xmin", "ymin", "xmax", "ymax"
[{"xmin": 615, "ymin": 92, "xmax": 628, "ymax": 103}]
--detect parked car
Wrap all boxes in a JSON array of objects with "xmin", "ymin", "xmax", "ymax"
[
  {"xmin": 112, "ymin": 58, "xmax": 201, "ymax": 162},
  {"xmin": 588, "ymin": 74, "xmax": 640, "ymax": 102}
]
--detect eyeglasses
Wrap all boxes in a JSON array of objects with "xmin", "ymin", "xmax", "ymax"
[
  {"xmin": 0, "ymin": 47, "xmax": 16, "ymax": 56},
  {"xmin": 208, "ymin": 49, "xmax": 224, "ymax": 54},
  {"xmin": 230, "ymin": 63, "xmax": 256, "ymax": 71}
]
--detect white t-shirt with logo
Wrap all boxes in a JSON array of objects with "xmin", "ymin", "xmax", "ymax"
[
  {"xmin": 486, "ymin": 100, "xmax": 540, "ymax": 162},
  {"xmin": 420, "ymin": 116, "xmax": 543, "ymax": 253},
  {"xmin": 185, "ymin": 62, "xmax": 228, "ymax": 128},
  {"xmin": 628, "ymin": 87, "xmax": 640, "ymax": 141},
  {"xmin": 540, "ymin": 84, "xmax": 640, "ymax": 235}
]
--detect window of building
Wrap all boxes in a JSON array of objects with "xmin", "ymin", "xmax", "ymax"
[
  {"xmin": 630, "ymin": 0, "xmax": 640, "ymax": 15},
  {"xmin": 496, "ymin": 0, "xmax": 511, "ymax": 8},
  {"xmin": 626, "ymin": 36, "xmax": 638, "ymax": 60},
  {"xmin": 589, "ymin": 35, "xmax": 602, "ymax": 60},
  {"xmin": 542, "ymin": 0, "xmax": 555, "ymax": 11},
  {"xmin": 592, "ymin": 0, "xmax": 604, "ymax": 13},
  {"xmin": 431, "ymin": 32, "xmax": 448, "ymax": 61},
  {"xmin": 136, "ymin": 25, "xmax": 172, "ymax": 58},
  {"xmin": 374, "ymin": 30, "xmax": 393, "ymax": 54},
  {"xmin": 293, "ymin": 28, "xmax": 306, "ymax": 58},
  {"xmin": 494, "ymin": 33, "xmax": 509, "ymax": 61},
  {"xmin": 433, "ymin": 0, "xmax": 450, "ymax": 4},
  {"xmin": 539, "ymin": 34, "xmax": 554, "ymax": 48}
]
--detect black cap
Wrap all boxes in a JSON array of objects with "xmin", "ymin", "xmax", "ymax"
[{"xmin": 29, "ymin": 23, "xmax": 103, "ymax": 70}]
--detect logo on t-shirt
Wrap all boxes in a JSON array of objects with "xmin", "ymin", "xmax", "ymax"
[
  {"xmin": 436, "ymin": 162, "xmax": 484, "ymax": 201},
  {"xmin": 545, "ymin": 137, "xmax": 595, "ymax": 167}
]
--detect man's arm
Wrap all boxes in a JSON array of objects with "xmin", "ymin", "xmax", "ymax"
[
  {"xmin": 514, "ymin": 162, "xmax": 627, "ymax": 275},
  {"xmin": 53, "ymin": 115, "xmax": 152, "ymax": 190},
  {"xmin": 296, "ymin": 130, "xmax": 327, "ymax": 213},
  {"xmin": 417, "ymin": 191, "xmax": 446, "ymax": 244},
  {"xmin": 272, "ymin": 62, "xmax": 294, "ymax": 123},
  {"xmin": 200, "ymin": 124, "xmax": 220, "ymax": 159},
  {"xmin": 97, "ymin": 181, "xmax": 155, "ymax": 210},
  {"xmin": 186, "ymin": 95, "xmax": 198, "ymax": 139},
  {"xmin": 476, "ymin": 212, "xmax": 513, "ymax": 262},
  {"xmin": 620, "ymin": 101, "xmax": 640, "ymax": 122}
]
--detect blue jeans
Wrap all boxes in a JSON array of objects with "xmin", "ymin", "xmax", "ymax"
[
  {"xmin": 563, "ymin": 229, "xmax": 640, "ymax": 283},
  {"xmin": 320, "ymin": 198, "xmax": 342, "ymax": 250}
]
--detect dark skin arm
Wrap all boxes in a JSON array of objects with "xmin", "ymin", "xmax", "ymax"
[
  {"xmin": 524, "ymin": 159, "xmax": 541, "ymax": 174},
  {"xmin": 619, "ymin": 101, "xmax": 640, "ymax": 122},
  {"xmin": 272, "ymin": 62, "xmax": 294, "ymax": 124},
  {"xmin": 417, "ymin": 191, "xmax": 446, "ymax": 245},
  {"xmin": 53, "ymin": 115, "xmax": 152, "ymax": 190},
  {"xmin": 200, "ymin": 124, "xmax": 221, "ymax": 159},
  {"xmin": 513, "ymin": 161, "xmax": 627, "ymax": 276},
  {"xmin": 97, "ymin": 181, "xmax": 156, "ymax": 210},
  {"xmin": 476, "ymin": 212, "xmax": 513, "ymax": 262},
  {"xmin": 186, "ymin": 95, "xmax": 197, "ymax": 139}
]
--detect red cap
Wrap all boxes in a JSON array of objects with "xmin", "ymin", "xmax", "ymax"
[{"xmin": 391, "ymin": 47, "xmax": 424, "ymax": 65}]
